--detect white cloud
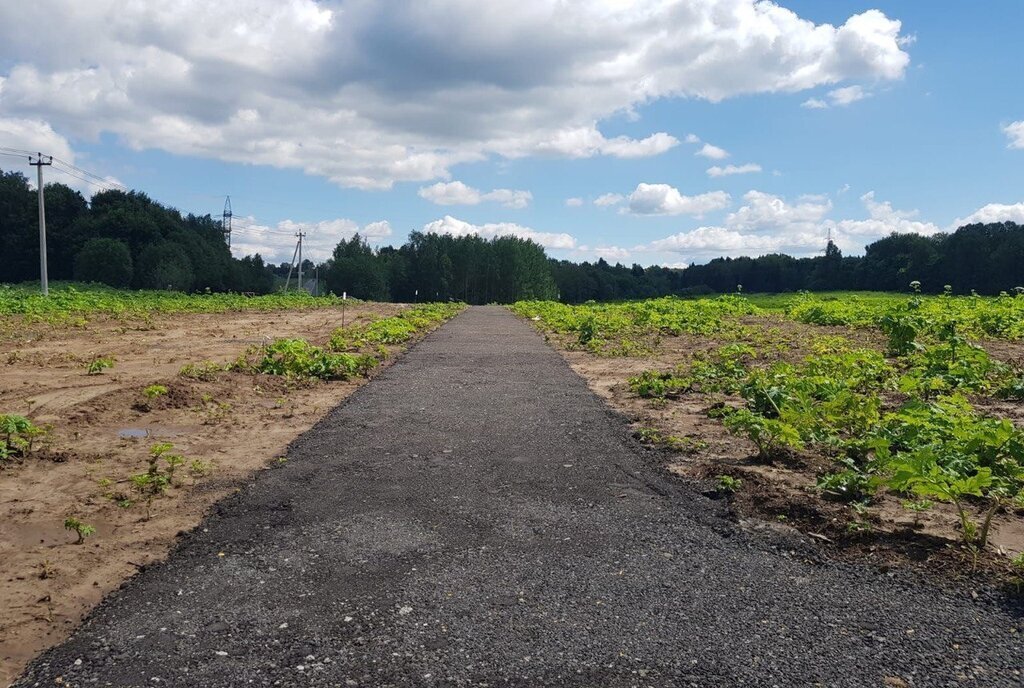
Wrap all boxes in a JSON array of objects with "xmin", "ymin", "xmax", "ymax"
[
  {"xmin": 648, "ymin": 226, "xmax": 795, "ymax": 253},
  {"xmin": 684, "ymin": 133, "xmax": 701, "ymax": 144},
  {"xmin": 594, "ymin": 192, "xmax": 625, "ymax": 207},
  {"xmin": 641, "ymin": 191, "xmax": 1024, "ymax": 265},
  {"xmin": 833, "ymin": 191, "xmax": 939, "ymax": 237},
  {"xmin": 829, "ymin": 85, "xmax": 869, "ymax": 106},
  {"xmin": 417, "ymin": 180, "xmax": 532, "ymax": 208},
  {"xmin": 1003, "ymin": 121, "xmax": 1024, "ymax": 149},
  {"xmin": 0, "ymin": 1, "xmax": 911, "ymax": 188},
  {"xmin": 422, "ymin": 215, "xmax": 575, "ymax": 250},
  {"xmin": 0, "ymin": 116, "xmax": 123, "ymax": 194},
  {"xmin": 230, "ymin": 216, "xmax": 392, "ymax": 264},
  {"xmin": 707, "ymin": 163, "xmax": 761, "ymax": 177},
  {"xmin": 951, "ymin": 202, "xmax": 1024, "ymax": 228},
  {"xmin": 565, "ymin": 197, "xmax": 584, "ymax": 207},
  {"xmin": 580, "ymin": 245, "xmax": 631, "ymax": 262},
  {"xmin": 696, "ymin": 143, "xmax": 729, "ymax": 160},
  {"xmin": 726, "ymin": 190, "xmax": 831, "ymax": 232},
  {"xmin": 628, "ymin": 184, "xmax": 731, "ymax": 216},
  {"xmin": 802, "ymin": 84, "xmax": 870, "ymax": 109}
]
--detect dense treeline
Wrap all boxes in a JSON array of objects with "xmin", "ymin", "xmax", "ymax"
[
  {"xmin": 323, "ymin": 231, "xmax": 556, "ymax": 303},
  {"xmin": 0, "ymin": 169, "xmax": 275, "ymax": 293},
  {"xmin": 4, "ymin": 165, "xmax": 1023, "ymax": 302},
  {"xmin": 550, "ymin": 224, "xmax": 1024, "ymax": 301}
]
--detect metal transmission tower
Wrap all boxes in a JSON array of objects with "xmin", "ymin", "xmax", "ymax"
[
  {"xmin": 29, "ymin": 153, "xmax": 53, "ymax": 295},
  {"xmin": 222, "ymin": 196, "xmax": 233, "ymax": 248},
  {"xmin": 296, "ymin": 230, "xmax": 306, "ymax": 292}
]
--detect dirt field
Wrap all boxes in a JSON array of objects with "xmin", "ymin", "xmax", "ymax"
[
  {"xmin": 0, "ymin": 302, "xmax": 421, "ymax": 684},
  {"xmin": 542, "ymin": 314, "xmax": 1024, "ymax": 584}
]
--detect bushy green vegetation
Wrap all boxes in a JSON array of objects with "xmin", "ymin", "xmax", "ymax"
[
  {"xmin": 786, "ymin": 288, "xmax": 1024, "ymax": 340},
  {"xmin": 511, "ymin": 295, "xmax": 757, "ymax": 356},
  {"xmin": 519, "ymin": 289, "xmax": 1024, "ymax": 553},
  {"xmin": 0, "ymin": 283, "xmax": 355, "ymax": 324},
  {"xmin": 653, "ymin": 334, "xmax": 1023, "ymax": 549},
  {"xmin": 233, "ymin": 303, "xmax": 464, "ymax": 381},
  {"xmin": 0, "ymin": 414, "xmax": 48, "ymax": 462},
  {"xmin": 328, "ymin": 303, "xmax": 464, "ymax": 350},
  {"xmin": 240, "ymin": 339, "xmax": 378, "ymax": 380}
]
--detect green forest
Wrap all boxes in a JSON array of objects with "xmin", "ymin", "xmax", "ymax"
[{"xmin": 2, "ymin": 166, "xmax": 1023, "ymax": 303}]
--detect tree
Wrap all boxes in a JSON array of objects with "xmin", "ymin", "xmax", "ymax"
[
  {"xmin": 324, "ymin": 234, "xmax": 388, "ymax": 299},
  {"xmin": 137, "ymin": 242, "xmax": 194, "ymax": 291},
  {"xmin": 74, "ymin": 238, "xmax": 133, "ymax": 287}
]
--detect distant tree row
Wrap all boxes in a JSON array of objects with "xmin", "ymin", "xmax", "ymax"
[
  {"xmin": 0, "ymin": 169, "xmax": 274, "ymax": 293},
  {"xmin": 320, "ymin": 231, "xmax": 557, "ymax": 303},
  {"xmin": 549, "ymin": 224, "xmax": 1024, "ymax": 301},
  {"xmin": 4, "ymin": 165, "xmax": 1023, "ymax": 301}
]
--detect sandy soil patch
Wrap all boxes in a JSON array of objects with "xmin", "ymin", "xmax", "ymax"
[{"xmin": 0, "ymin": 303, "xmax": 431, "ymax": 684}]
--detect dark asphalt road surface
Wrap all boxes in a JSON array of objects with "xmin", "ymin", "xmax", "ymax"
[{"xmin": 16, "ymin": 306, "xmax": 1024, "ymax": 687}]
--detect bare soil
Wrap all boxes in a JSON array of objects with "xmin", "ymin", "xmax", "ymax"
[
  {"xmin": 544, "ymin": 316, "xmax": 1024, "ymax": 589},
  {"xmin": 0, "ymin": 303, "xmax": 422, "ymax": 684}
]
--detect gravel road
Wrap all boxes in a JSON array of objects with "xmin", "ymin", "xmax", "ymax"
[{"xmin": 15, "ymin": 306, "xmax": 1023, "ymax": 687}]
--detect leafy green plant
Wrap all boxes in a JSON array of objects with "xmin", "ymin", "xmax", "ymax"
[
  {"xmin": 130, "ymin": 472, "xmax": 169, "ymax": 519},
  {"xmin": 887, "ymin": 451, "xmax": 1000, "ymax": 549},
  {"xmin": 816, "ymin": 458, "xmax": 876, "ymax": 502},
  {"xmin": 629, "ymin": 370, "xmax": 690, "ymax": 399},
  {"xmin": 143, "ymin": 384, "xmax": 168, "ymax": 399},
  {"xmin": 86, "ymin": 356, "xmax": 115, "ymax": 375},
  {"xmin": 63, "ymin": 517, "xmax": 96, "ymax": 544},
  {"xmin": 716, "ymin": 475, "xmax": 742, "ymax": 494},
  {"xmin": 722, "ymin": 408, "xmax": 803, "ymax": 460},
  {"xmin": 179, "ymin": 361, "xmax": 224, "ymax": 381},
  {"xmin": 0, "ymin": 414, "xmax": 48, "ymax": 462},
  {"xmin": 189, "ymin": 459, "xmax": 213, "ymax": 480},
  {"xmin": 238, "ymin": 338, "xmax": 377, "ymax": 381}
]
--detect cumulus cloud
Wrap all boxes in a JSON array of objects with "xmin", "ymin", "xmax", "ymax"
[
  {"xmin": 696, "ymin": 143, "xmax": 729, "ymax": 159},
  {"xmin": 1003, "ymin": 121, "xmax": 1024, "ymax": 149},
  {"xmin": 802, "ymin": 84, "xmax": 870, "ymax": 109},
  {"xmin": 418, "ymin": 181, "xmax": 532, "ymax": 208},
  {"xmin": 684, "ymin": 133, "xmax": 701, "ymax": 144},
  {"xmin": 0, "ymin": 116, "xmax": 123, "ymax": 194},
  {"xmin": 707, "ymin": 163, "xmax": 762, "ymax": 177},
  {"xmin": 833, "ymin": 191, "xmax": 939, "ymax": 237},
  {"xmin": 726, "ymin": 190, "xmax": 831, "ymax": 232},
  {"xmin": 0, "ymin": 1, "xmax": 911, "ymax": 188},
  {"xmin": 594, "ymin": 192, "xmax": 625, "ymax": 207},
  {"xmin": 640, "ymin": 190, "xmax": 945, "ymax": 263},
  {"xmin": 422, "ymin": 215, "xmax": 575, "ymax": 250},
  {"xmin": 951, "ymin": 202, "xmax": 1024, "ymax": 228},
  {"xmin": 647, "ymin": 226, "xmax": 797, "ymax": 253},
  {"xmin": 628, "ymin": 184, "xmax": 731, "ymax": 216},
  {"xmin": 230, "ymin": 216, "xmax": 392, "ymax": 263},
  {"xmin": 565, "ymin": 197, "xmax": 584, "ymax": 207}
]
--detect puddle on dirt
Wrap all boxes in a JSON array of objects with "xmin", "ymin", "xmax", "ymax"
[{"xmin": 116, "ymin": 426, "xmax": 189, "ymax": 440}]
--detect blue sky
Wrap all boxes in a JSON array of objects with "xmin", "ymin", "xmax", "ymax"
[{"xmin": 1, "ymin": 1, "xmax": 1022, "ymax": 266}]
